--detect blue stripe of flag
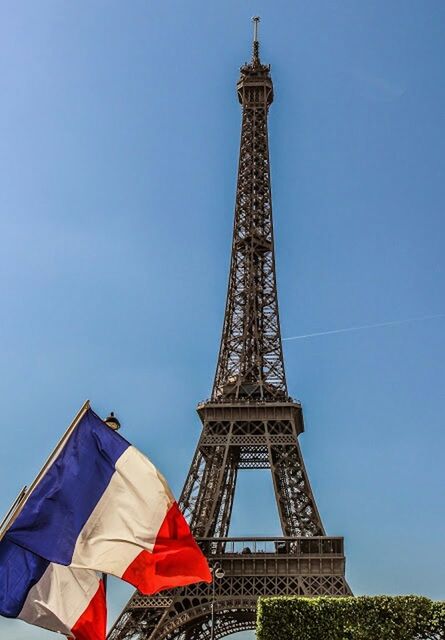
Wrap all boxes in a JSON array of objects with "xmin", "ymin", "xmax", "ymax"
[
  {"xmin": 5, "ymin": 409, "xmax": 130, "ymax": 565},
  {"xmin": 0, "ymin": 538, "xmax": 49, "ymax": 618}
]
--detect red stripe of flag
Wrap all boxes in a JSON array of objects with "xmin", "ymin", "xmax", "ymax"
[
  {"xmin": 71, "ymin": 579, "xmax": 107, "ymax": 640},
  {"xmin": 123, "ymin": 502, "xmax": 211, "ymax": 594}
]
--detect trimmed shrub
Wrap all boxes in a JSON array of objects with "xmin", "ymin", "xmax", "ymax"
[{"xmin": 257, "ymin": 595, "xmax": 445, "ymax": 640}]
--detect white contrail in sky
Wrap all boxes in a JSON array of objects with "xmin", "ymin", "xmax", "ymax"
[{"xmin": 283, "ymin": 313, "xmax": 444, "ymax": 342}]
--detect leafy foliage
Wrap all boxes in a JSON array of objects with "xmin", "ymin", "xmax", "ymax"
[{"xmin": 257, "ymin": 596, "xmax": 445, "ymax": 640}]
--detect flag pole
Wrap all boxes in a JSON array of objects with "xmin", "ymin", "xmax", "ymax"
[
  {"xmin": 0, "ymin": 486, "xmax": 27, "ymax": 538},
  {"xmin": 0, "ymin": 399, "xmax": 90, "ymax": 542}
]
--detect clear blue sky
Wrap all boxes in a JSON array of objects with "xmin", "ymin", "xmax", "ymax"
[{"xmin": 1, "ymin": 2, "xmax": 444, "ymax": 639}]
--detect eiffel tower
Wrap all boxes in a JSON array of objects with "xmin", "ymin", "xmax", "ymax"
[{"xmin": 109, "ymin": 18, "xmax": 351, "ymax": 640}]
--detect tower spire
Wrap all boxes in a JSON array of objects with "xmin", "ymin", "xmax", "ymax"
[
  {"xmin": 252, "ymin": 16, "xmax": 260, "ymax": 65},
  {"xmin": 212, "ymin": 20, "xmax": 283, "ymax": 401}
]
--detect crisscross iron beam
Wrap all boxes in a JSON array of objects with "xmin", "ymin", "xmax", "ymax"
[{"xmin": 109, "ymin": 24, "xmax": 352, "ymax": 640}]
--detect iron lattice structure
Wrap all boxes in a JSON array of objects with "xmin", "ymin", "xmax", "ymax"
[{"xmin": 109, "ymin": 20, "xmax": 351, "ymax": 640}]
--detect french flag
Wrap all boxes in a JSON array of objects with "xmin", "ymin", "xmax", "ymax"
[
  {"xmin": 1, "ymin": 407, "xmax": 211, "ymax": 637},
  {"xmin": 0, "ymin": 538, "xmax": 106, "ymax": 640}
]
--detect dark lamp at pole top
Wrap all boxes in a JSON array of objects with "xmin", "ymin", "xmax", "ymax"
[{"xmin": 105, "ymin": 412, "xmax": 121, "ymax": 431}]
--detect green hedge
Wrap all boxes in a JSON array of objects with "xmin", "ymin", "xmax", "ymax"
[{"xmin": 257, "ymin": 596, "xmax": 445, "ymax": 640}]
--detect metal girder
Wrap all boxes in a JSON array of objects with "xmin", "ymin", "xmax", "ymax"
[
  {"xmin": 178, "ymin": 409, "xmax": 324, "ymax": 538},
  {"xmin": 109, "ymin": 30, "xmax": 352, "ymax": 640}
]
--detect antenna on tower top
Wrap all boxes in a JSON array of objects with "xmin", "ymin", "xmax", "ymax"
[
  {"xmin": 252, "ymin": 16, "xmax": 260, "ymax": 65},
  {"xmin": 252, "ymin": 16, "xmax": 260, "ymax": 41}
]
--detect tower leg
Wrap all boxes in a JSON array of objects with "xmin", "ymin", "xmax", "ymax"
[{"xmin": 269, "ymin": 442, "xmax": 325, "ymax": 537}]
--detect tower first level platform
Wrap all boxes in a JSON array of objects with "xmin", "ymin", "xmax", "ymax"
[{"xmin": 109, "ymin": 536, "xmax": 350, "ymax": 640}]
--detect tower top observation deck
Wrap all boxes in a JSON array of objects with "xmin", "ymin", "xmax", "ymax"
[{"xmin": 237, "ymin": 16, "xmax": 274, "ymax": 106}]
